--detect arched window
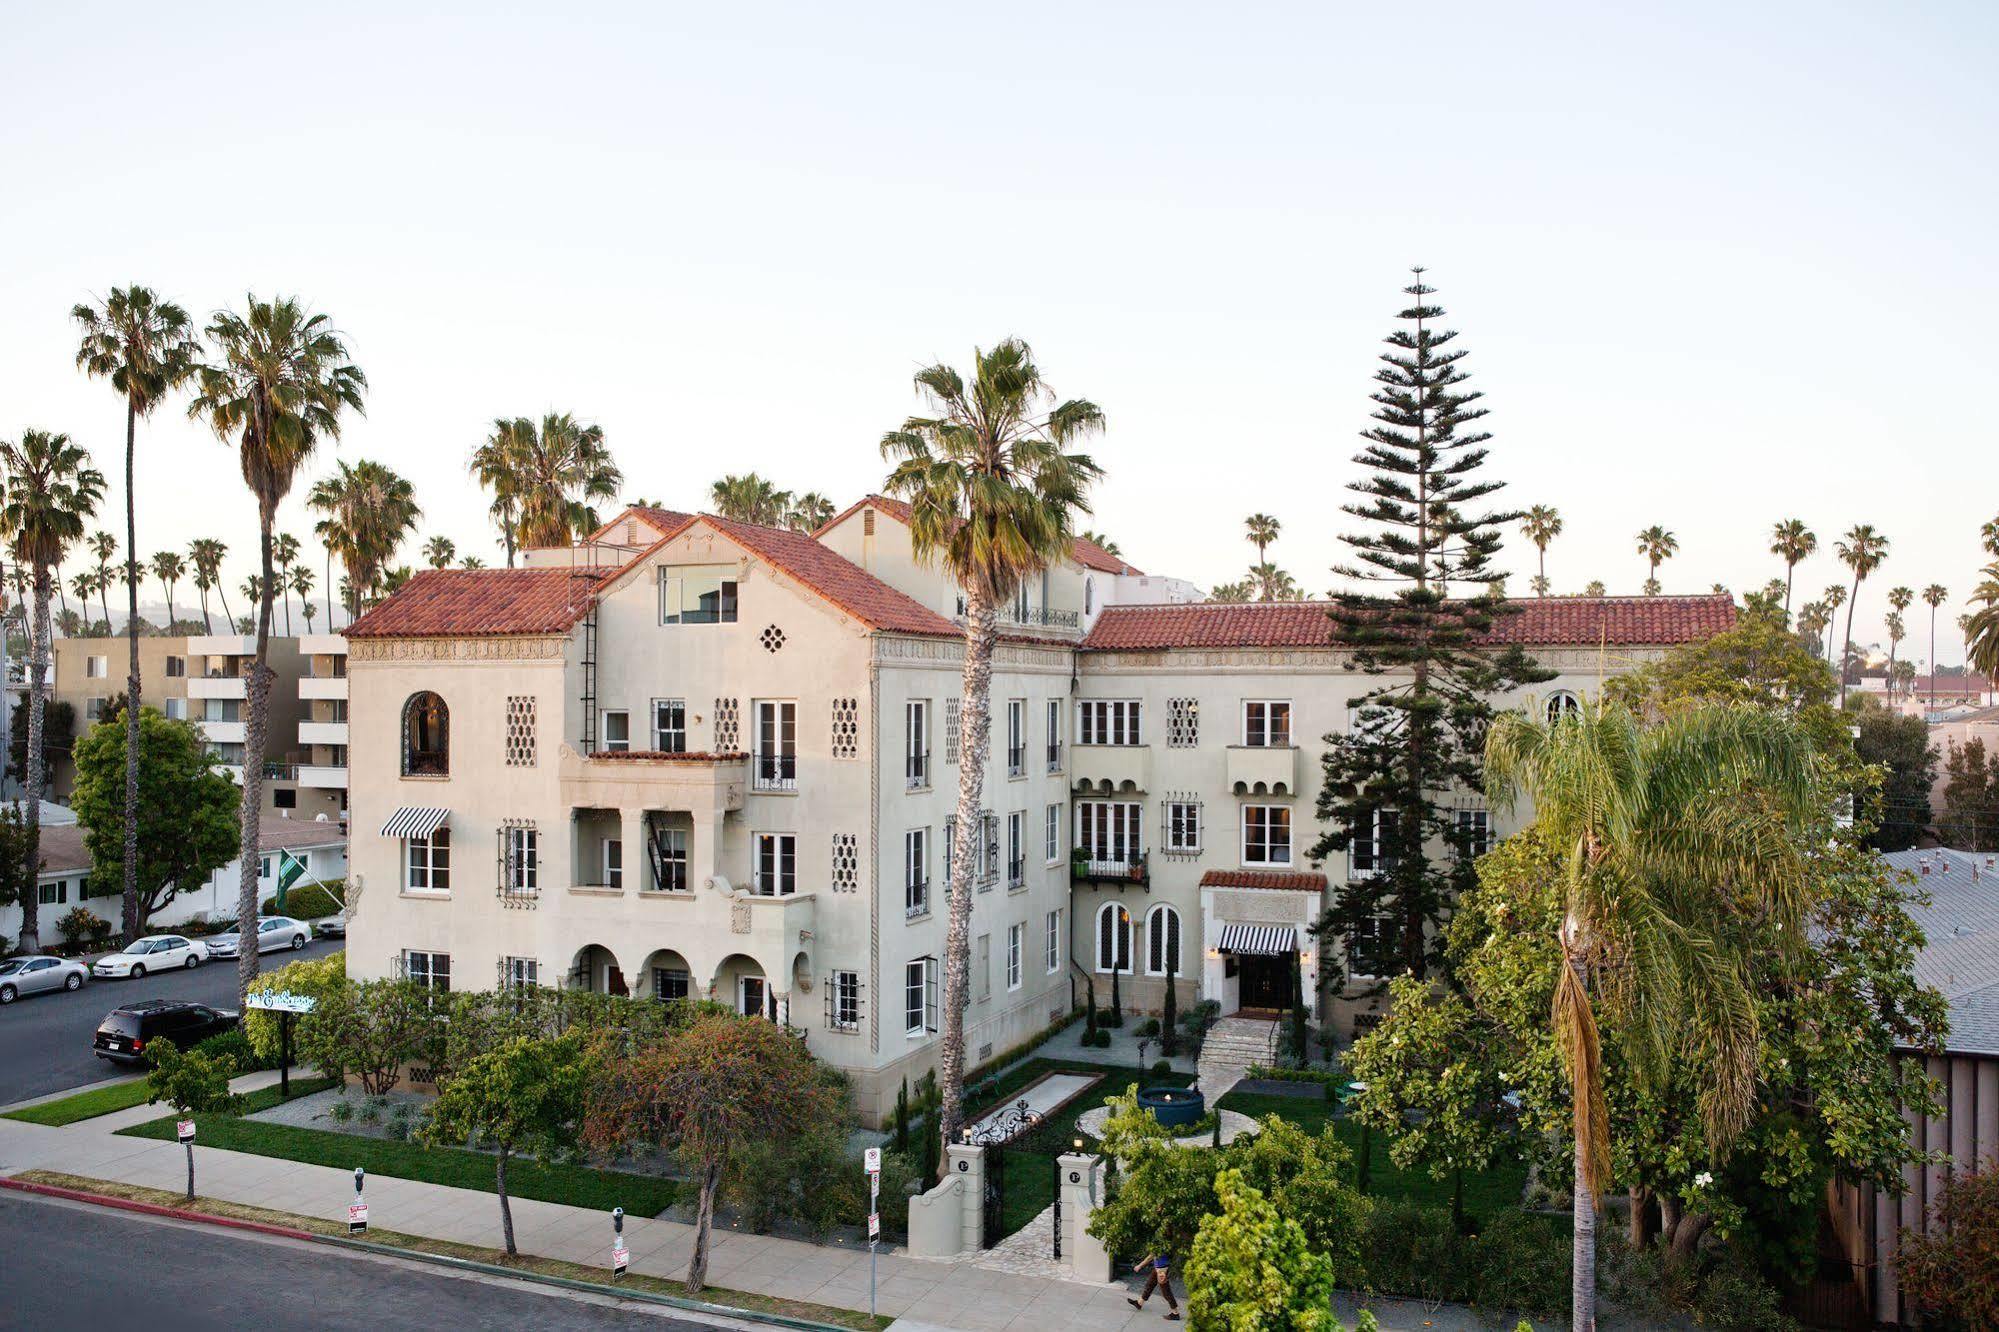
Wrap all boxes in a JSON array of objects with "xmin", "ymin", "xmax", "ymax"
[
  {"xmin": 1146, "ymin": 904, "xmax": 1182, "ymax": 977},
  {"xmin": 402, "ymin": 691, "xmax": 450, "ymax": 776},
  {"xmin": 1545, "ymin": 690, "xmax": 1581, "ymax": 725},
  {"xmin": 1095, "ymin": 902, "xmax": 1131, "ymax": 973}
]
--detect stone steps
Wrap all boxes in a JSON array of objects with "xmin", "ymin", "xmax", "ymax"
[{"xmin": 1194, "ymin": 1016, "xmax": 1282, "ymax": 1099}]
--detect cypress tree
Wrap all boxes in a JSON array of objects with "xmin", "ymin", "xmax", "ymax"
[
  {"xmin": 1313, "ymin": 269, "xmax": 1550, "ymax": 984},
  {"xmin": 894, "ymin": 1078, "xmax": 911, "ymax": 1154},
  {"xmin": 1161, "ymin": 943, "xmax": 1179, "ymax": 1057}
]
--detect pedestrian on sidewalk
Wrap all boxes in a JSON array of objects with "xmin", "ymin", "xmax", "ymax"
[{"xmin": 1128, "ymin": 1250, "xmax": 1180, "ymax": 1320}]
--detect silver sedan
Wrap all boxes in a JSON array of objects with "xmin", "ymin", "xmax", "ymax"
[{"xmin": 0, "ymin": 955, "xmax": 89, "ymax": 1004}]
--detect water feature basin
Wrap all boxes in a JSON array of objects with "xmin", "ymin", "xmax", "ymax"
[{"xmin": 1137, "ymin": 1085, "xmax": 1205, "ymax": 1129}]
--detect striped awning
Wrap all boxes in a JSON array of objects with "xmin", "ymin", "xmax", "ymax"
[
  {"xmin": 380, "ymin": 807, "xmax": 449, "ymax": 839},
  {"xmin": 1217, "ymin": 924, "xmax": 1298, "ymax": 956}
]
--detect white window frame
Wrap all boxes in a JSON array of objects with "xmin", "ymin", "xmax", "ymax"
[
  {"xmin": 1045, "ymin": 698, "xmax": 1062, "ymax": 771},
  {"xmin": 904, "ymin": 827, "xmax": 929, "ymax": 918},
  {"xmin": 502, "ymin": 956, "xmax": 539, "ymax": 991},
  {"xmin": 1006, "ymin": 923, "xmax": 1023, "ymax": 991},
  {"xmin": 738, "ymin": 974, "xmax": 769, "ymax": 1019},
  {"xmin": 831, "ymin": 969, "xmax": 862, "ymax": 1031},
  {"xmin": 1006, "ymin": 698, "xmax": 1025, "ymax": 777},
  {"xmin": 1046, "ymin": 908, "xmax": 1063, "ymax": 973},
  {"xmin": 753, "ymin": 700, "xmax": 798, "ymax": 792},
  {"xmin": 505, "ymin": 825, "xmax": 539, "ymax": 893},
  {"xmin": 86, "ymin": 655, "xmax": 107, "ymax": 679},
  {"xmin": 603, "ymin": 837, "xmax": 623, "ymax": 889},
  {"xmin": 1241, "ymin": 804, "xmax": 1293, "ymax": 867},
  {"xmin": 1242, "ymin": 699, "xmax": 1293, "ymax": 748},
  {"xmin": 905, "ymin": 700, "xmax": 929, "ymax": 789},
  {"xmin": 601, "ymin": 709, "xmax": 631, "ymax": 753},
  {"xmin": 403, "ymin": 950, "xmax": 451, "ymax": 991},
  {"xmin": 1165, "ymin": 799, "xmax": 1202, "ymax": 854},
  {"xmin": 905, "ymin": 957, "xmax": 938, "ymax": 1036},
  {"xmin": 1455, "ymin": 807, "xmax": 1493, "ymax": 860},
  {"xmin": 1348, "ymin": 914, "xmax": 1394, "ymax": 982},
  {"xmin": 1146, "ymin": 904, "xmax": 1182, "ymax": 977},
  {"xmin": 1094, "ymin": 902, "xmax": 1132, "ymax": 974},
  {"xmin": 1350, "ymin": 809, "xmax": 1398, "ymax": 880},
  {"xmin": 753, "ymin": 831, "xmax": 798, "ymax": 897},
  {"xmin": 1078, "ymin": 699, "xmax": 1142, "ymax": 746},
  {"xmin": 1006, "ymin": 810, "xmax": 1026, "ymax": 889},
  {"xmin": 653, "ymin": 966, "xmax": 691, "ymax": 1002},
  {"xmin": 1546, "ymin": 690, "xmax": 1582, "ymax": 724},
  {"xmin": 658, "ymin": 565, "xmax": 739, "ymax": 625},
  {"xmin": 1044, "ymin": 803, "xmax": 1062, "ymax": 864},
  {"xmin": 651, "ymin": 699, "xmax": 687, "ymax": 753},
  {"xmin": 1075, "ymin": 801, "xmax": 1143, "ymax": 867},
  {"xmin": 977, "ymin": 932, "xmax": 991, "ymax": 1001},
  {"xmin": 404, "ymin": 829, "xmax": 451, "ymax": 893}
]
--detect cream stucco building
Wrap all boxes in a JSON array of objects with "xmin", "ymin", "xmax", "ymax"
[{"xmin": 343, "ymin": 499, "xmax": 1732, "ymax": 1117}]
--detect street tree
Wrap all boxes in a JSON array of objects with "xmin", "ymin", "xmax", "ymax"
[
  {"xmin": 145, "ymin": 1039, "xmax": 242, "ymax": 1200},
  {"xmin": 1184, "ymin": 1169, "xmax": 1344, "ymax": 1332}
]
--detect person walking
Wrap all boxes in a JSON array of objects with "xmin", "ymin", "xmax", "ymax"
[{"xmin": 1128, "ymin": 1251, "xmax": 1180, "ymax": 1319}]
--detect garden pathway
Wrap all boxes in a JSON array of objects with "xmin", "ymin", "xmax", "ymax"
[{"xmin": 963, "ymin": 1072, "xmax": 1099, "ymax": 1141}]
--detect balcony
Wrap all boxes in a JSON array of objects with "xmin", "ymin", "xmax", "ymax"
[
  {"xmin": 299, "ymin": 720, "xmax": 348, "ymax": 747},
  {"xmin": 1227, "ymin": 745, "xmax": 1300, "ymax": 796},
  {"xmin": 1072, "ymin": 851, "xmax": 1149, "ymax": 889},
  {"xmin": 729, "ymin": 889, "xmax": 818, "ymax": 960},
  {"xmin": 189, "ymin": 675, "xmax": 248, "ymax": 701},
  {"xmin": 557, "ymin": 745, "xmax": 747, "ymax": 814},
  {"xmin": 1007, "ymin": 857, "xmax": 1026, "ymax": 890},
  {"xmin": 752, "ymin": 753, "xmax": 797, "ymax": 793},
  {"xmin": 199, "ymin": 720, "xmax": 247, "ymax": 744},
  {"xmin": 300, "ymin": 676, "xmax": 348, "ymax": 701},
  {"xmin": 1071, "ymin": 743, "xmax": 1151, "ymax": 795},
  {"xmin": 297, "ymin": 764, "xmax": 348, "ymax": 790},
  {"xmin": 905, "ymin": 753, "xmax": 931, "ymax": 791},
  {"xmin": 187, "ymin": 634, "xmax": 257, "ymax": 658},
  {"xmin": 299, "ymin": 633, "xmax": 347, "ymax": 657}
]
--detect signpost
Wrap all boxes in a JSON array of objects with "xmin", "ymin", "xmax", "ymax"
[
  {"xmin": 176, "ymin": 1119, "xmax": 195, "ymax": 1144},
  {"xmin": 612, "ymin": 1207, "xmax": 628, "ymax": 1277},
  {"xmin": 246, "ymin": 990, "xmax": 317, "ymax": 1100},
  {"xmin": 863, "ymin": 1146, "xmax": 881, "ymax": 1318},
  {"xmin": 349, "ymin": 1167, "xmax": 368, "ymax": 1235}
]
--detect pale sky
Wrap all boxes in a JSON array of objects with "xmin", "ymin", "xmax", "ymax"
[{"xmin": 2, "ymin": 2, "xmax": 1994, "ymax": 663}]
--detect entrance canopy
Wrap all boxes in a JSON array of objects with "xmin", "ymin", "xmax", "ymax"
[
  {"xmin": 1217, "ymin": 924, "xmax": 1297, "ymax": 956},
  {"xmin": 380, "ymin": 807, "xmax": 448, "ymax": 839}
]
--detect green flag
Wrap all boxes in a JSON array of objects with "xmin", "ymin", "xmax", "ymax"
[{"xmin": 274, "ymin": 849, "xmax": 307, "ymax": 910}]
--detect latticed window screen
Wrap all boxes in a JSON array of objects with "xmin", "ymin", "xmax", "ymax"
[
  {"xmin": 714, "ymin": 697, "xmax": 739, "ymax": 751},
  {"xmin": 945, "ymin": 699, "xmax": 961, "ymax": 766},
  {"xmin": 504, "ymin": 696, "xmax": 537, "ymax": 766},
  {"xmin": 831, "ymin": 833, "xmax": 858, "ymax": 891},
  {"xmin": 831, "ymin": 697, "xmax": 859, "ymax": 759},
  {"xmin": 1163, "ymin": 794, "xmax": 1202, "ymax": 854},
  {"xmin": 1167, "ymin": 697, "xmax": 1199, "ymax": 748},
  {"xmin": 759, "ymin": 624, "xmax": 786, "ymax": 653}
]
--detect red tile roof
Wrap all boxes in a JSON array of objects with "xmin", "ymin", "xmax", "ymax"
[
  {"xmin": 346, "ymin": 568, "xmax": 603, "ymax": 638},
  {"xmin": 586, "ymin": 505, "xmax": 695, "ymax": 544},
  {"xmin": 1910, "ymin": 674, "xmax": 1992, "ymax": 695},
  {"xmin": 1200, "ymin": 869, "xmax": 1329, "ymax": 891},
  {"xmin": 585, "ymin": 750, "xmax": 750, "ymax": 763},
  {"xmin": 698, "ymin": 515, "xmax": 961, "ymax": 637},
  {"xmin": 1082, "ymin": 594, "xmax": 1737, "ymax": 652},
  {"xmin": 818, "ymin": 495, "xmax": 1143, "ymax": 575}
]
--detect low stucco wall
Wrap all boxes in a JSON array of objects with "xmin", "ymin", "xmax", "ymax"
[{"xmin": 905, "ymin": 1175, "xmax": 967, "ymax": 1258}]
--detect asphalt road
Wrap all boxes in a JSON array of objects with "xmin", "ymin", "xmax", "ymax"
[
  {"xmin": 0, "ymin": 937, "xmax": 344, "ymax": 1104},
  {"xmin": 0, "ymin": 1190, "xmax": 722, "ymax": 1330}
]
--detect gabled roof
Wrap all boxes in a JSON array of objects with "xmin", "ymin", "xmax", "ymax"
[
  {"xmin": 694, "ymin": 515, "xmax": 959, "ymax": 637},
  {"xmin": 346, "ymin": 568, "xmax": 602, "ymax": 638},
  {"xmin": 586, "ymin": 504, "xmax": 696, "ymax": 544},
  {"xmin": 818, "ymin": 494, "xmax": 1144, "ymax": 576},
  {"xmin": 1081, "ymin": 594, "xmax": 1738, "ymax": 652}
]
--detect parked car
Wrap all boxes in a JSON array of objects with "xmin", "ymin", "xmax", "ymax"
[
  {"xmin": 313, "ymin": 911, "xmax": 345, "ymax": 939},
  {"xmin": 93, "ymin": 999, "xmax": 239, "ymax": 1064},
  {"xmin": 0, "ymin": 955, "xmax": 89, "ymax": 1004},
  {"xmin": 90, "ymin": 935, "xmax": 207, "ymax": 979},
  {"xmin": 205, "ymin": 916, "xmax": 312, "ymax": 958}
]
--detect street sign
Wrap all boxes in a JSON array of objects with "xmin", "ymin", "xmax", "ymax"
[
  {"xmin": 245, "ymin": 990, "xmax": 318, "ymax": 1014},
  {"xmin": 868, "ymin": 1212, "xmax": 880, "ymax": 1241},
  {"xmin": 175, "ymin": 1119, "xmax": 195, "ymax": 1144},
  {"xmin": 863, "ymin": 1146, "xmax": 881, "ymax": 1174},
  {"xmin": 613, "ymin": 1239, "xmax": 629, "ymax": 1275},
  {"xmin": 348, "ymin": 1202, "xmax": 369, "ymax": 1234}
]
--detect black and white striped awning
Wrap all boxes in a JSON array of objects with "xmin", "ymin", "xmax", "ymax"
[
  {"xmin": 380, "ymin": 807, "xmax": 449, "ymax": 839},
  {"xmin": 1217, "ymin": 924, "xmax": 1298, "ymax": 956}
]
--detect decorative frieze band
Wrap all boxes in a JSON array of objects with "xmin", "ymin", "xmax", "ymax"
[{"xmin": 349, "ymin": 636, "xmax": 567, "ymax": 663}]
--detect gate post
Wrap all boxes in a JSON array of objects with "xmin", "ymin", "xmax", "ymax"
[
  {"xmin": 1059, "ymin": 1149, "xmax": 1112, "ymax": 1281},
  {"xmin": 946, "ymin": 1142, "xmax": 985, "ymax": 1253}
]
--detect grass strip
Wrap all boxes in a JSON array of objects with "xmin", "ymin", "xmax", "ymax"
[
  {"xmin": 13, "ymin": 1171, "xmax": 887, "ymax": 1331},
  {"xmin": 116, "ymin": 1081, "xmax": 678, "ymax": 1215},
  {"xmin": 2, "ymin": 1078, "xmax": 151, "ymax": 1126}
]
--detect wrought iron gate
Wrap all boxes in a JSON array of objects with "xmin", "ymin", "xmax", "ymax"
[
  {"xmin": 982, "ymin": 1140, "xmax": 1007, "ymax": 1247},
  {"xmin": 969, "ymin": 1098, "xmax": 1041, "ymax": 1248}
]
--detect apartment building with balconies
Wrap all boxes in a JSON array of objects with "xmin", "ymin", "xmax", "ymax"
[{"xmin": 297, "ymin": 633, "xmax": 350, "ymax": 807}]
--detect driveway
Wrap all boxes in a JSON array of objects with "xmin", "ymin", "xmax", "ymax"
[{"xmin": 0, "ymin": 937, "xmax": 343, "ymax": 1103}]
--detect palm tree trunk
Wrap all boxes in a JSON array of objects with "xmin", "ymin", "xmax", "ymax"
[
  {"xmin": 235, "ymin": 503, "xmax": 279, "ymax": 1003},
  {"xmin": 1573, "ymin": 1145, "xmax": 1597, "ymax": 1332},
  {"xmin": 496, "ymin": 1146, "xmax": 516, "ymax": 1256},
  {"xmin": 217, "ymin": 580, "xmax": 235, "ymax": 634},
  {"xmin": 938, "ymin": 587, "xmax": 997, "ymax": 1166},
  {"xmin": 122, "ymin": 395, "xmax": 143, "ymax": 945},
  {"xmin": 197, "ymin": 584, "xmax": 211, "ymax": 634},
  {"xmin": 324, "ymin": 549, "xmax": 334, "ymax": 627},
  {"xmin": 164, "ymin": 580, "xmax": 175, "ymax": 629},
  {"xmin": 1783, "ymin": 564, "xmax": 1796, "ymax": 622},
  {"xmin": 54, "ymin": 580, "xmax": 68, "ymax": 635},
  {"xmin": 688, "ymin": 1160, "xmax": 721, "ymax": 1292},
  {"xmin": 1930, "ymin": 610, "xmax": 1938, "ymax": 711},
  {"xmin": 20, "ymin": 567, "xmax": 51, "ymax": 953},
  {"xmin": 1839, "ymin": 574, "xmax": 1861, "ymax": 708}
]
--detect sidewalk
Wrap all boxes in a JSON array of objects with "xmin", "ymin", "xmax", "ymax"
[{"xmin": 0, "ymin": 1069, "xmax": 1534, "ymax": 1331}]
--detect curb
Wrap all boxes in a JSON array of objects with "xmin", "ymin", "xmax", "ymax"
[
  {"xmin": 0, "ymin": 1176, "xmax": 317, "ymax": 1242},
  {"xmin": 0, "ymin": 1175, "xmax": 860, "ymax": 1332}
]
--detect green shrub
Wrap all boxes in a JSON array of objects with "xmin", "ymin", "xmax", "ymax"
[
  {"xmin": 1604, "ymin": 1241, "xmax": 1795, "ymax": 1332},
  {"xmin": 358, "ymin": 1098, "xmax": 383, "ymax": 1125},
  {"xmin": 1468, "ymin": 1210, "xmax": 1570, "ymax": 1318},
  {"xmin": 193, "ymin": 1027, "xmax": 270, "ymax": 1072},
  {"xmin": 56, "ymin": 905, "xmax": 100, "ymax": 947},
  {"xmin": 330, "ymin": 1097, "xmax": 354, "ymax": 1123},
  {"xmin": 1136, "ymin": 1017, "xmax": 1161, "ymax": 1038},
  {"xmin": 260, "ymin": 880, "xmax": 343, "ymax": 919},
  {"xmin": 1360, "ymin": 1200, "xmax": 1474, "ymax": 1303},
  {"xmin": 1150, "ymin": 1059, "xmax": 1172, "ymax": 1076}
]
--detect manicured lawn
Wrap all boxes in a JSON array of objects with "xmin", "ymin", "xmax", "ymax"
[
  {"xmin": 119, "ymin": 1081, "xmax": 679, "ymax": 1216},
  {"xmin": 1217, "ymin": 1090, "xmax": 1529, "ymax": 1222},
  {"xmin": 969, "ymin": 1058, "xmax": 1196, "ymax": 1236},
  {"xmin": 3, "ymin": 1077, "xmax": 151, "ymax": 1126}
]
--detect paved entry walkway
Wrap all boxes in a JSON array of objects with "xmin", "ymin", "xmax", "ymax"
[{"xmin": 964, "ymin": 1072, "xmax": 1100, "ymax": 1141}]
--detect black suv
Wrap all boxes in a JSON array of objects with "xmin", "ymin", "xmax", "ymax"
[{"xmin": 93, "ymin": 999, "xmax": 240, "ymax": 1064}]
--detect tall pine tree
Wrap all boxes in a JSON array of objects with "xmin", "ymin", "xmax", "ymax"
[{"xmin": 1312, "ymin": 269, "xmax": 1549, "ymax": 984}]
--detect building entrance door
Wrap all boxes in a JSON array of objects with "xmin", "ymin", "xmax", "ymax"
[{"xmin": 1237, "ymin": 954, "xmax": 1294, "ymax": 1011}]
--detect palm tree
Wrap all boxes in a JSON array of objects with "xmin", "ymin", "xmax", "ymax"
[
  {"xmin": 186, "ymin": 539, "xmax": 224, "ymax": 632},
  {"xmin": 880, "ymin": 339, "xmax": 1103, "ymax": 1162},
  {"xmin": 503, "ymin": 414, "xmax": 620, "ymax": 548},
  {"xmin": 57, "ymin": 608, "xmax": 82, "ymax": 638},
  {"xmin": 1796, "ymin": 601, "xmax": 1830, "ymax": 658},
  {"xmin": 187, "ymin": 294, "xmax": 365, "ymax": 1000},
  {"xmin": 1210, "ymin": 579, "xmax": 1252, "ymax": 602},
  {"xmin": 461, "ymin": 555, "xmax": 486, "ymax": 570},
  {"xmin": 1833, "ymin": 525, "xmax": 1889, "ymax": 708},
  {"xmin": 1077, "ymin": 530, "xmax": 1120, "ymax": 556},
  {"xmin": 299, "ymin": 600, "xmax": 317, "ymax": 629},
  {"xmin": 469, "ymin": 420, "xmax": 529, "ymax": 566},
  {"xmin": 73, "ymin": 287, "xmax": 200, "ymax": 943},
  {"xmin": 1245, "ymin": 513, "xmax": 1280, "ymax": 567},
  {"xmin": 1768, "ymin": 520, "xmax": 1816, "ymax": 622},
  {"xmin": 87, "ymin": 530, "xmax": 118, "ymax": 629},
  {"xmin": 151, "ymin": 551, "xmax": 185, "ymax": 628},
  {"xmin": 787, "ymin": 492, "xmax": 836, "ymax": 533},
  {"xmin": 1821, "ymin": 584, "xmax": 1847, "ymax": 661},
  {"xmin": 1485, "ymin": 698, "xmax": 1814, "ymax": 1331},
  {"xmin": 287, "ymin": 564, "xmax": 315, "ymax": 625},
  {"xmin": 71, "ymin": 571, "xmax": 102, "ymax": 634},
  {"xmin": 1250, "ymin": 562, "xmax": 1299, "ymax": 601},
  {"xmin": 1981, "ymin": 515, "xmax": 1999, "ymax": 559},
  {"xmin": 273, "ymin": 533, "xmax": 301, "ymax": 634},
  {"xmin": 1634, "ymin": 525, "xmax": 1677, "ymax": 596},
  {"xmin": 307, "ymin": 459, "xmax": 420, "ymax": 615},
  {"xmin": 1962, "ymin": 613, "xmax": 1977, "ymax": 689},
  {"xmin": 1967, "ymin": 567, "xmax": 1999, "ymax": 693},
  {"xmin": 1584, "ymin": 579, "xmax": 1606, "ymax": 597},
  {"xmin": 1923, "ymin": 584, "xmax": 1949, "ymax": 710},
  {"xmin": 1885, "ymin": 586, "xmax": 1914, "ymax": 695},
  {"xmin": 709, "ymin": 473, "xmax": 790, "ymax": 526},
  {"xmin": 422, "ymin": 535, "xmax": 455, "ymax": 569},
  {"xmin": 1520, "ymin": 506, "xmax": 1563, "ymax": 595},
  {"xmin": 1530, "ymin": 574, "xmax": 1551, "ymax": 597},
  {"xmin": 0, "ymin": 430, "xmax": 105, "ymax": 953}
]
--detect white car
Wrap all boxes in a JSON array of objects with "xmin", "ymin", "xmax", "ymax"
[
  {"xmin": 205, "ymin": 916, "xmax": 312, "ymax": 959},
  {"xmin": 90, "ymin": 935, "xmax": 207, "ymax": 979}
]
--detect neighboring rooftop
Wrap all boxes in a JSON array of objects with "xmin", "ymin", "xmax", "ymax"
[
  {"xmin": 1200, "ymin": 869, "xmax": 1329, "ymax": 891},
  {"xmin": 1081, "ymin": 594, "xmax": 1739, "ymax": 652},
  {"xmin": 31, "ymin": 816, "xmax": 345, "ymax": 879},
  {"xmin": 346, "ymin": 568, "xmax": 601, "ymax": 639},
  {"xmin": 1879, "ymin": 847, "xmax": 1999, "ymax": 1057},
  {"xmin": 818, "ymin": 494, "xmax": 1144, "ymax": 576}
]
